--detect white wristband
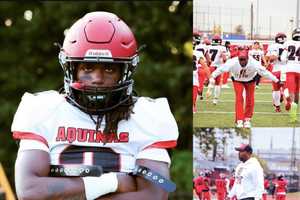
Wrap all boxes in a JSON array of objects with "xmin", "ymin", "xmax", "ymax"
[{"xmin": 82, "ymin": 172, "xmax": 118, "ymax": 200}]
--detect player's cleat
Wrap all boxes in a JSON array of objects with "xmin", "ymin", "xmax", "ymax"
[
  {"xmin": 289, "ymin": 102, "xmax": 298, "ymax": 123},
  {"xmin": 193, "ymin": 106, "xmax": 197, "ymax": 114},
  {"xmin": 236, "ymin": 120, "xmax": 243, "ymax": 128},
  {"xmin": 255, "ymin": 85, "xmax": 260, "ymax": 89},
  {"xmin": 274, "ymin": 105, "xmax": 281, "ymax": 112},
  {"xmin": 285, "ymin": 97, "xmax": 291, "ymax": 111},
  {"xmin": 212, "ymin": 98, "xmax": 218, "ymax": 105},
  {"xmin": 244, "ymin": 118, "xmax": 251, "ymax": 128}
]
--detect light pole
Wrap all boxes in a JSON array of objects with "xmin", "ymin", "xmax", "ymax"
[{"xmin": 250, "ymin": 0, "xmax": 254, "ymax": 40}]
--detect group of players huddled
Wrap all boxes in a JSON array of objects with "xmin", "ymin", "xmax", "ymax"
[
  {"xmin": 193, "ymin": 28, "xmax": 300, "ymax": 126},
  {"xmin": 193, "ymin": 171, "xmax": 288, "ymax": 200}
]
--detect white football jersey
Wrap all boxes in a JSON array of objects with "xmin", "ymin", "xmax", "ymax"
[
  {"xmin": 193, "ymin": 49, "xmax": 205, "ymax": 65},
  {"xmin": 194, "ymin": 43, "xmax": 209, "ymax": 56},
  {"xmin": 266, "ymin": 43, "xmax": 286, "ymax": 72},
  {"xmin": 208, "ymin": 45, "xmax": 227, "ymax": 67},
  {"xmin": 212, "ymin": 57, "xmax": 278, "ymax": 82},
  {"xmin": 248, "ymin": 49, "xmax": 264, "ymax": 63},
  {"xmin": 12, "ymin": 91, "xmax": 179, "ymax": 173},
  {"xmin": 282, "ymin": 40, "xmax": 300, "ymax": 73}
]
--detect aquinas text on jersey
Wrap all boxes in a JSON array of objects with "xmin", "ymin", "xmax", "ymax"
[{"xmin": 56, "ymin": 127, "xmax": 129, "ymax": 143}]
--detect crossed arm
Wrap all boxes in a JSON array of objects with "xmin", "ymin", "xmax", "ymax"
[{"xmin": 15, "ymin": 149, "xmax": 169, "ymax": 200}]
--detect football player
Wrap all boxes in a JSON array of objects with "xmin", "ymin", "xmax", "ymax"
[
  {"xmin": 194, "ymin": 38, "xmax": 211, "ymax": 100},
  {"xmin": 266, "ymin": 32, "xmax": 287, "ymax": 112},
  {"xmin": 274, "ymin": 175, "xmax": 287, "ymax": 200},
  {"xmin": 281, "ymin": 28, "xmax": 300, "ymax": 122},
  {"xmin": 12, "ymin": 12, "xmax": 178, "ymax": 200},
  {"xmin": 206, "ymin": 35, "xmax": 228, "ymax": 105},
  {"xmin": 248, "ymin": 41, "xmax": 268, "ymax": 89}
]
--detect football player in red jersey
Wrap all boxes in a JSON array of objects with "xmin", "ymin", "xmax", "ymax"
[
  {"xmin": 194, "ymin": 174, "xmax": 204, "ymax": 200},
  {"xmin": 202, "ymin": 176, "xmax": 211, "ymax": 200},
  {"xmin": 215, "ymin": 173, "xmax": 228, "ymax": 200},
  {"xmin": 12, "ymin": 12, "xmax": 178, "ymax": 200},
  {"xmin": 262, "ymin": 176, "xmax": 269, "ymax": 200},
  {"xmin": 274, "ymin": 175, "xmax": 288, "ymax": 200}
]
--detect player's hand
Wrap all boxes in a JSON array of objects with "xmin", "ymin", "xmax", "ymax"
[
  {"xmin": 209, "ymin": 77, "xmax": 215, "ymax": 85},
  {"xmin": 116, "ymin": 173, "xmax": 137, "ymax": 193}
]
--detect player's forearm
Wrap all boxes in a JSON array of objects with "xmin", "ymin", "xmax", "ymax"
[
  {"xmin": 97, "ymin": 189, "xmax": 168, "ymax": 200},
  {"xmin": 16, "ymin": 176, "xmax": 85, "ymax": 200}
]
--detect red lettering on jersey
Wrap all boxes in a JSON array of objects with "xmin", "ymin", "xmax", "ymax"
[
  {"xmin": 87, "ymin": 129, "xmax": 95, "ymax": 142},
  {"xmin": 55, "ymin": 127, "xmax": 129, "ymax": 143},
  {"xmin": 67, "ymin": 127, "xmax": 76, "ymax": 143},
  {"xmin": 119, "ymin": 132, "xmax": 129, "ymax": 142},
  {"xmin": 77, "ymin": 128, "xmax": 87, "ymax": 142},
  {"xmin": 56, "ymin": 127, "xmax": 66, "ymax": 141},
  {"xmin": 95, "ymin": 131, "xmax": 106, "ymax": 143}
]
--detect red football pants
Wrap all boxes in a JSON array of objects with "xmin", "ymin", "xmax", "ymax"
[
  {"xmin": 276, "ymin": 194, "xmax": 286, "ymax": 200},
  {"xmin": 222, "ymin": 72, "xmax": 230, "ymax": 84},
  {"xmin": 262, "ymin": 193, "xmax": 267, "ymax": 200},
  {"xmin": 210, "ymin": 66, "xmax": 222, "ymax": 85},
  {"xmin": 217, "ymin": 192, "xmax": 226, "ymax": 200},
  {"xmin": 233, "ymin": 81, "xmax": 256, "ymax": 121},
  {"xmin": 272, "ymin": 71, "xmax": 283, "ymax": 91},
  {"xmin": 202, "ymin": 191, "xmax": 211, "ymax": 200},
  {"xmin": 286, "ymin": 72, "xmax": 300, "ymax": 93},
  {"xmin": 198, "ymin": 67, "xmax": 207, "ymax": 93},
  {"xmin": 193, "ymin": 86, "xmax": 198, "ymax": 109}
]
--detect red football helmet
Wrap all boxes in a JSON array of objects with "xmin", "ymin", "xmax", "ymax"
[
  {"xmin": 211, "ymin": 35, "xmax": 222, "ymax": 45},
  {"xmin": 275, "ymin": 32, "xmax": 287, "ymax": 44},
  {"xmin": 58, "ymin": 12, "xmax": 139, "ymax": 114},
  {"xmin": 193, "ymin": 29, "xmax": 202, "ymax": 46}
]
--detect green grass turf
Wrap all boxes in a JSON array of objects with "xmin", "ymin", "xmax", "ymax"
[{"xmin": 193, "ymin": 82, "xmax": 300, "ymax": 127}]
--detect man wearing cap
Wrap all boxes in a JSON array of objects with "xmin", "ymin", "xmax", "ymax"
[
  {"xmin": 209, "ymin": 48, "xmax": 279, "ymax": 128},
  {"xmin": 227, "ymin": 144, "xmax": 264, "ymax": 200}
]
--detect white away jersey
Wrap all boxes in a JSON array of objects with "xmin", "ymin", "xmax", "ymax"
[
  {"xmin": 282, "ymin": 40, "xmax": 300, "ymax": 73},
  {"xmin": 248, "ymin": 49, "xmax": 264, "ymax": 63},
  {"xmin": 12, "ymin": 91, "xmax": 179, "ymax": 173},
  {"xmin": 208, "ymin": 45, "xmax": 227, "ymax": 67},
  {"xmin": 266, "ymin": 43, "xmax": 286, "ymax": 72},
  {"xmin": 212, "ymin": 57, "xmax": 278, "ymax": 82},
  {"xmin": 194, "ymin": 43, "xmax": 209, "ymax": 56}
]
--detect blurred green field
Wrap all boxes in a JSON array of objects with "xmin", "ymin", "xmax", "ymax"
[{"xmin": 193, "ymin": 82, "xmax": 300, "ymax": 127}]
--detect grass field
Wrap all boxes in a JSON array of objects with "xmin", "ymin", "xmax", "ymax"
[
  {"xmin": 193, "ymin": 82, "xmax": 300, "ymax": 127},
  {"xmin": 193, "ymin": 193, "xmax": 300, "ymax": 200}
]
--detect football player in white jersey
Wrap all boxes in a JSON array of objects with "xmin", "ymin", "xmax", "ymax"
[
  {"xmin": 193, "ymin": 49, "xmax": 210, "ymax": 113},
  {"xmin": 266, "ymin": 33, "xmax": 287, "ymax": 112},
  {"xmin": 206, "ymin": 35, "xmax": 228, "ymax": 104},
  {"xmin": 194, "ymin": 39, "xmax": 211, "ymax": 100},
  {"xmin": 248, "ymin": 41, "xmax": 268, "ymax": 89},
  {"xmin": 281, "ymin": 28, "xmax": 300, "ymax": 122},
  {"xmin": 12, "ymin": 12, "xmax": 178, "ymax": 200},
  {"xmin": 210, "ymin": 48, "xmax": 279, "ymax": 128}
]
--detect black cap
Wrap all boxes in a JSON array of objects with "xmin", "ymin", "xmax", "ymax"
[{"xmin": 235, "ymin": 144, "xmax": 253, "ymax": 154}]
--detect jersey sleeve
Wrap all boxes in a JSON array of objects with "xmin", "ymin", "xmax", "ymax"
[
  {"xmin": 136, "ymin": 148, "xmax": 171, "ymax": 165},
  {"xmin": 11, "ymin": 91, "xmax": 64, "ymax": 148},
  {"xmin": 131, "ymin": 97, "xmax": 179, "ymax": 150}
]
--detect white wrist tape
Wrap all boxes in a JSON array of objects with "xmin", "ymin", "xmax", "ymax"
[{"xmin": 82, "ymin": 172, "xmax": 118, "ymax": 200}]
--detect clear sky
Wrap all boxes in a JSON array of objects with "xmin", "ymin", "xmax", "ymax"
[{"xmin": 194, "ymin": 0, "xmax": 300, "ymax": 37}]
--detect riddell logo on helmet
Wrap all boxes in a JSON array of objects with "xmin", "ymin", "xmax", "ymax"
[{"xmin": 85, "ymin": 49, "xmax": 112, "ymax": 57}]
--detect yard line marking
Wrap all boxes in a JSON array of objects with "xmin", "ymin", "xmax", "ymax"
[
  {"xmin": 201, "ymin": 100, "xmax": 272, "ymax": 103},
  {"xmin": 195, "ymin": 111, "xmax": 300, "ymax": 115}
]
